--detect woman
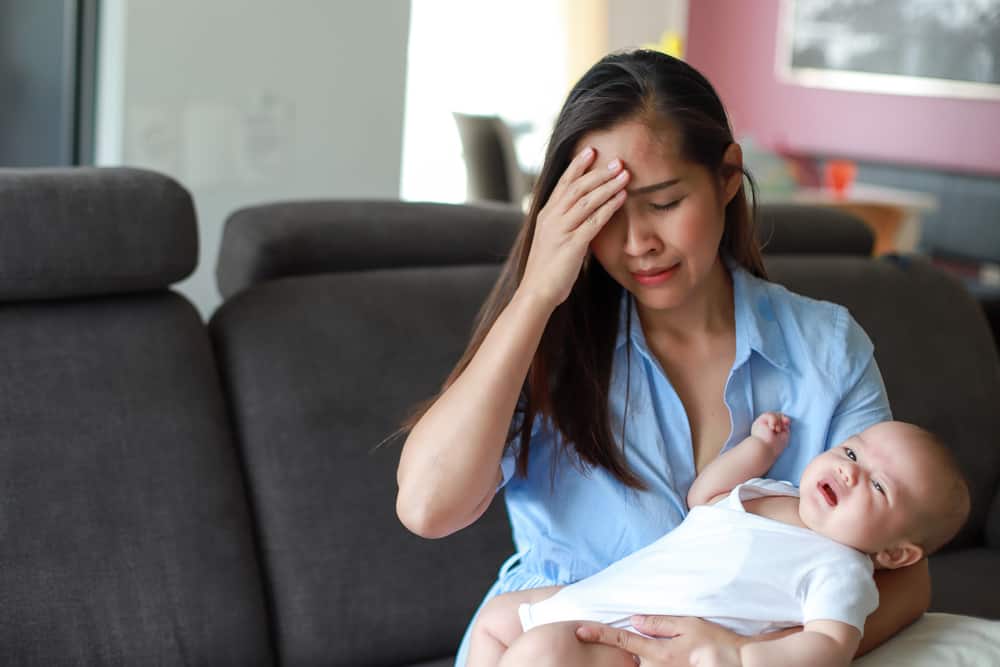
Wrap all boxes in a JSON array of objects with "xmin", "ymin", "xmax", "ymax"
[{"xmin": 396, "ymin": 50, "xmax": 927, "ymax": 666}]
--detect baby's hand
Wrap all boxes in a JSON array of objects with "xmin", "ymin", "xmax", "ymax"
[{"xmin": 750, "ymin": 412, "xmax": 791, "ymax": 454}]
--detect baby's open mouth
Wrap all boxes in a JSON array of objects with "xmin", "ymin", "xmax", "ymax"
[{"xmin": 820, "ymin": 483, "xmax": 838, "ymax": 507}]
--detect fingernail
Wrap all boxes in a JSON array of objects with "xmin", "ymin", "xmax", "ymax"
[
  {"xmin": 607, "ymin": 159, "xmax": 620, "ymax": 171},
  {"xmin": 575, "ymin": 627, "xmax": 594, "ymax": 640},
  {"xmin": 616, "ymin": 171, "xmax": 627, "ymax": 181},
  {"xmin": 581, "ymin": 147, "xmax": 594, "ymax": 158}
]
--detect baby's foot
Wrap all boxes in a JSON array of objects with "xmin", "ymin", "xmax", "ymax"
[{"xmin": 751, "ymin": 412, "xmax": 791, "ymax": 453}]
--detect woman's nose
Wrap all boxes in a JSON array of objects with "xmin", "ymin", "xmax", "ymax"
[{"xmin": 623, "ymin": 216, "xmax": 661, "ymax": 257}]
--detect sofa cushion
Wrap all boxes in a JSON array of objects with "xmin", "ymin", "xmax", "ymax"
[
  {"xmin": 928, "ymin": 548, "xmax": 1000, "ymax": 618},
  {"xmin": 210, "ymin": 265, "xmax": 514, "ymax": 666},
  {"xmin": 0, "ymin": 293, "xmax": 274, "ymax": 665},
  {"xmin": 756, "ymin": 203, "xmax": 874, "ymax": 255},
  {"xmin": 0, "ymin": 168, "xmax": 197, "ymax": 301},
  {"xmin": 215, "ymin": 200, "xmax": 523, "ymax": 298},
  {"xmin": 214, "ymin": 201, "xmax": 874, "ymax": 301}
]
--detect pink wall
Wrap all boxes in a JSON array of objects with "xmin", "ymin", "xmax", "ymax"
[{"xmin": 686, "ymin": 0, "xmax": 1000, "ymax": 176}]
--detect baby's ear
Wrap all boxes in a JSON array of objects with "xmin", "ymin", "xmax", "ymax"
[{"xmin": 874, "ymin": 541, "xmax": 924, "ymax": 570}]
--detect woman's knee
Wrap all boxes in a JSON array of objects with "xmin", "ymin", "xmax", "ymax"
[
  {"xmin": 499, "ymin": 622, "xmax": 633, "ymax": 667},
  {"xmin": 499, "ymin": 623, "xmax": 577, "ymax": 667}
]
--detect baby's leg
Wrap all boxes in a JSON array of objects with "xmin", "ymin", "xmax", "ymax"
[
  {"xmin": 466, "ymin": 586, "xmax": 563, "ymax": 667},
  {"xmin": 498, "ymin": 621, "xmax": 636, "ymax": 667}
]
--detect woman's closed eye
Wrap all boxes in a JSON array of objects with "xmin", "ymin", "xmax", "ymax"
[{"xmin": 650, "ymin": 197, "xmax": 684, "ymax": 212}]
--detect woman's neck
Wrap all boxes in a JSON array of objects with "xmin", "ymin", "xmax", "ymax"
[{"xmin": 636, "ymin": 257, "xmax": 735, "ymax": 345}]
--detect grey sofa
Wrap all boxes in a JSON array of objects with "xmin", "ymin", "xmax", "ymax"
[{"xmin": 1, "ymin": 167, "xmax": 998, "ymax": 666}]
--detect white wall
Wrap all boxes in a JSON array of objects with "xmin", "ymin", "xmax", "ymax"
[
  {"xmin": 400, "ymin": 0, "xmax": 568, "ymax": 204},
  {"xmin": 608, "ymin": 0, "xmax": 687, "ymax": 52},
  {"xmin": 96, "ymin": 0, "xmax": 411, "ymax": 317}
]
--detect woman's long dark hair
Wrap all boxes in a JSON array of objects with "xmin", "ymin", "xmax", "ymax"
[{"xmin": 407, "ymin": 50, "xmax": 766, "ymax": 488}]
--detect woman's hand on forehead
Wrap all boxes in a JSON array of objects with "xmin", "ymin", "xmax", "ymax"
[{"xmin": 517, "ymin": 146, "xmax": 630, "ymax": 309}]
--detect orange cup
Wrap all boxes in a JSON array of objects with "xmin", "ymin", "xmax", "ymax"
[{"xmin": 824, "ymin": 159, "xmax": 857, "ymax": 197}]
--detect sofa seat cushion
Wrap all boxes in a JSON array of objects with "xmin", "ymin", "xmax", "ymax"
[{"xmin": 0, "ymin": 293, "xmax": 274, "ymax": 665}]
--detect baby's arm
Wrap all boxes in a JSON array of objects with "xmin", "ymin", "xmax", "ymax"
[
  {"xmin": 467, "ymin": 586, "xmax": 563, "ymax": 667},
  {"xmin": 690, "ymin": 620, "xmax": 859, "ymax": 667},
  {"xmin": 687, "ymin": 412, "xmax": 790, "ymax": 508}
]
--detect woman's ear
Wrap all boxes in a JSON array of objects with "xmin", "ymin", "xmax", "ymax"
[
  {"xmin": 874, "ymin": 541, "xmax": 924, "ymax": 570},
  {"xmin": 720, "ymin": 142, "xmax": 744, "ymax": 206}
]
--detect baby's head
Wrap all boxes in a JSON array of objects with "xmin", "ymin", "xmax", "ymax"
[{"xmin": 799, "ymin": 421, "xmax": 969, "ymax": 570}]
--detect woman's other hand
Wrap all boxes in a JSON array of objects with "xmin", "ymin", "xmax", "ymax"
[
  {"xmin": 575, "ymin": 615, "xmax": 746, "ymax": 667},
  {"xmin": 519, "ymin": 146, "xmax": 629, "ymax": 309}
]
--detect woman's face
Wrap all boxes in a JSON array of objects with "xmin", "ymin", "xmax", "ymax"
[{"xmin": 580, "ymin": 119, "xmax": 741, "ymax": 314}]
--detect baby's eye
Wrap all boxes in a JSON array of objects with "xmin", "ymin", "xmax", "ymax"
[
  {"xmin": 872, "ymin": 480, "xmax": 886, "ymax": 495},
  {"xmin": 844, "ymin": 447, "xmax": 857, "ymax": 461}
]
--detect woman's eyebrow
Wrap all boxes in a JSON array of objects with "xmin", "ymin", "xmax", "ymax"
[{"xmin": 626, "ymin": 178, "xmax": 681, "ymax": 195}]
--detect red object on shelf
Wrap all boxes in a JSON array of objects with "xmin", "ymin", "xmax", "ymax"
[{"xmin": 824, "ymin": 159, "xmax": 857, "ymax": 197}]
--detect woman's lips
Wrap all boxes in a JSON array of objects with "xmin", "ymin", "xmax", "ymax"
[{"xmin": 631, "ymin": 264, "xmax": 678, "ymax": 286}]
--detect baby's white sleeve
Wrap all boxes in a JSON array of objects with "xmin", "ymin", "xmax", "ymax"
[{"xmin": 800, "ymin": 559, "xmax": 879, "ymax": 634}]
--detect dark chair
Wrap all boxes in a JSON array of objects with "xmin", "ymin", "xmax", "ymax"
[{"xmin": 453, "ymin": 112, "xmax": 532, "ymax": 207}]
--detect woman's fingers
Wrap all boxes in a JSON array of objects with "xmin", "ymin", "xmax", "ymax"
[
  {"xmin": 575, "ymin": 622, "xmax": 656, "ymax": 654},
  {"xmin": 558, "ymin": 160, "xmax": 628, "ymax": 220},
  {"xmin": 550, "ymin": 146, "xmax": 597, "ymax": 203},
  {"xmin": 630, "ymin": 615, "xmax": 685, "ymax": 637},
  {"xmin": 575, "ymin": 186, "xmax": 626, "ymax": 245}
]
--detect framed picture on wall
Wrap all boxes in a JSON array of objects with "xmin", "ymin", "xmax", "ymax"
[{"xmin": 776, "ymin": 0, "xmax": 1000, "ymax": 100}]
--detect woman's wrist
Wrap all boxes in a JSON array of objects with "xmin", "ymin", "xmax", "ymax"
[{"xmin": 510, "ymin": 284, "xmax": 559, "ymax": 321}]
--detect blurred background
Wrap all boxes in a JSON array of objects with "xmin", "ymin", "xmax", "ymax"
[{"xmin": 2, "ymin": 0, "xmax": 998, "ymax": 317}]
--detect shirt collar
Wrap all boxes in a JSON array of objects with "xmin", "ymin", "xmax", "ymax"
[{"xmin": 613, "ymin": 257, "xmax": 790, "ymax": 372}]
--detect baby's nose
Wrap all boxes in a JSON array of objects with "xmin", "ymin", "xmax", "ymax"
[{"xmin": 839, "ymin": 464, "xmax": 858, "ymax": 486}]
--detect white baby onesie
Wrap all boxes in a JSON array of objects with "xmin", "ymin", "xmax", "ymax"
[{"xmin": 519, "ymin": 478, "xmax": 878, "ymax": 636}]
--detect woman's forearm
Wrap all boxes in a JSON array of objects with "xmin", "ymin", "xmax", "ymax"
[
  {"xmin": 396, "ymin": 288, "xmax": 552, "ymax": 538},
  {"xmin": 857, "ymin": 559, "xmax": 930, "ymax": 656}
]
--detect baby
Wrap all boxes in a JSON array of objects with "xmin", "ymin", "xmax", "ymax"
[{"xmin": 467, "ymin": 414, "xmax": 970, "ymax": 667}]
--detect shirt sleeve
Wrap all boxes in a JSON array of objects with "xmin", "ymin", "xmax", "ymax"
[
  {"xmin": 800, "ymin": 559, "xmax": 879, "ymax": 634},
  {"xmin": 824, "ymin": 313, "xmax": 893, "ymax": 450},
  {"xmin": 496, "ymin": 403, "xmax": 545, "ymax": 490},
  {"xmin": 497, "ymin": 445, "xmax": 517, "ymax": 490}
]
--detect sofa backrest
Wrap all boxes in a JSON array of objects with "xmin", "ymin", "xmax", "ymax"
[
  {"xmin": 0, "ymin": 168, "xmax": 274, "ymax": 665},
  {"xmin": 215, "ymin": 201, "xmax": 874, "ymax": 300},
  {"xmin": 211, "ymin": 202, "xmax": 517, "ymax": 665}
]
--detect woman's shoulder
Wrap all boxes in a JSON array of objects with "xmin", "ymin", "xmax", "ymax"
[{"xmin": 741, "ymin": 269, "xmax": 874, "ymax": 372}]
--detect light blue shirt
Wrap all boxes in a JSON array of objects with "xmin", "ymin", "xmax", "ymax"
[{"xmin": 454, "ymin": 261, "xmax": 891, "ymax": 665}]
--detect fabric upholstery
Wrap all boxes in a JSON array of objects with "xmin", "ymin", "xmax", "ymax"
[
  {"xmin": 215, "ymin": 200, "xmax": 523, "ymax": 298},
  {"xmin": 0, "ymin": 168, "xmax": 197, "ymax": 301},
  {"xmin": 210, "ymin": 267, "xmax": 514, "ymax": 666},
  {"xmin": 0, "ymin": 292, "xmax": 274, "ymax": 665},
  {"xmin": 756, "ymin": 203, "xmax": 874, "ymax": 255},
  {"xmin": 929, "ymin": 549, "xmax": 1000, "ymax": 618}
]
